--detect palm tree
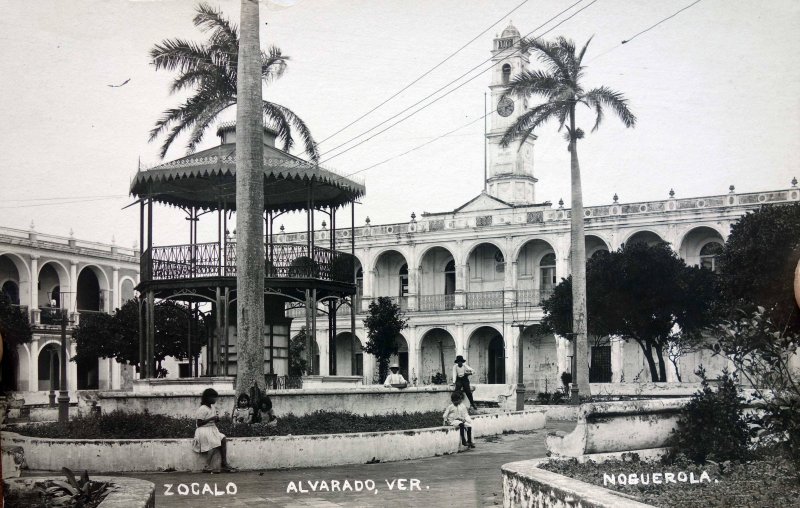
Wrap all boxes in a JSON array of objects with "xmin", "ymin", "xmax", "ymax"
[
  {"xmin": 500, "ymin": 36, "xmax": 636, "ymax": 398},
  {"xmin": 149, "ymin": 2, "xmax": 319, "ymax": 161},
  {"xmin": 234, "ymin": 0, "xmax": 265, "ymax": 396}
]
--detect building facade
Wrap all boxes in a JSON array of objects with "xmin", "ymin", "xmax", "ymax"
[
  {"xmin": 285, "ymin": 24, "xmax": 800, "ymax": 390},
  {"xmin": 0, "ymin": 226, "xmax": 139, "ymax": 394}
]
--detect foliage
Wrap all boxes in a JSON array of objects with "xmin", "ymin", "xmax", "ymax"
[
  {"xmin": 72, "ymin": 298, "xmax": 208, "ymax": 371},
  {"xmin": 363, "ymin": 297, "xmax": 408, "ymax": 383},
  {"xmin": 709, "ymin": 308, "xmax": 800, "ymax": 472},
  {"xmin": 34, "ymin": 468, "xmax": 110, "ymax": 508},
  {"xmin": 718, "ymin": 203, "xmax": 800, "ymax": 333},
  {"xmin": 430, "ymin": 372, "xmax": 446, "ymax": 385},
  {"xmin": 540, "ymin": 452, "xmax": 800, "ymax": 508},
  {"xmin": 288, "ymin": 326, "xmax": 309, "ymax": 376},
  {"xmin": 0, "ymin": 293, "xmax": 32, "ymax": 391},
  {"xmin": 560, "ymin": 371, "xmax": 572, "ymax": 390},
  {"xmin": 18, "ymin": 409, "xmax": 443, "ymax": 439},
  {"xmin": 669, "ymin": 367, "xmax": 753, "ymax": 464},
  {"xmin": 534, "ymin": 391, "xmax": 565, "ymax": 405},
  {"xmin": 500, "ymin": 36, "xmax": 636, "ymax": 397},
  {"xmin": 148, "ymin": 2, "xmax": 318, "ymax": 161},
  {"xmin": 542, "ymin": 242, "xmax": 718, "ymax": 381}
]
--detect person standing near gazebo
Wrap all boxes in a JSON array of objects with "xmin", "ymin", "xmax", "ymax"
[{"xmin": 452, "ymin": 355, "xmax": 477, "ymax": 410}]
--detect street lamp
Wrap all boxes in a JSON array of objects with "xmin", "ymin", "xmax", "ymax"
[
  {"xmin": 58, "ymin": 309, "xmax": 73, "ymax": 424},
  {"xmin": 510, "ymin": 296, "xmax": 529, "ymax": 411}
]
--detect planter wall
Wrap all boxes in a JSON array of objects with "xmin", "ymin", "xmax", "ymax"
[
  {"xmin": 3, "ymin": 409, "xmax": 545, "ymax": 473},
  {"xmin": 546, "ymin": 398, "xmax": 691, "ymax": 457},
  {"xmin": 502, "ymin": 458, "xmax": 654, "ymax": 508}
]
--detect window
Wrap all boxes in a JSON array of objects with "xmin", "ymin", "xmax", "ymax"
[
  {"xmin": 444, "ymin": 260, "xmax": 456, "ymax": 300},
  {"xmin": 356, "ymin": 267, "xmax": 363, "ymax": 295},
  {"xmin": 539, "ymin": 253, "xmax": 557, "ymax": 292},
  {"xmin": 502, "ymin": 63, "xmax": 511, "ymax": 85},
  {"xmin": 399, "ymin": 264, "xmax": 409, "ymax": 296},
  {"xmin": 494, "ymin": 250, "xmax": 505, "ymax": 273},
  {"xmin": 699, "ymin": 242, "xmax": 723, "ymax": 272}
]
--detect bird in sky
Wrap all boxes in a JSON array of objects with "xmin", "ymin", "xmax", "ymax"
[{"xmin": 107, "ymin": 78, "xmax": 130, "ymax": 88}]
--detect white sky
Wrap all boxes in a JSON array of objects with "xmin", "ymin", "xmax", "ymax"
[{"xmin": 1, "ymin": 0, "xmax": 798, "ymax": 248}]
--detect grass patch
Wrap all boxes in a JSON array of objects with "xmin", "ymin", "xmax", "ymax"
[
  {"xmin": 539, "ymin": 451, "xmax": 800, "ymax": 508},
  {"xmin": 14, "ymin": 410, "xmax": 444, "ymax": 439}
]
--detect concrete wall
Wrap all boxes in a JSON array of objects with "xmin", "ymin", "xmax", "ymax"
[
  {"xmin": 502, "ymin": 458, "xmax": 654, "ymax": 508},
  {"xmin": 546, "ymin": 398, "xmax": 691, "ymax": 457},
  {"xmin": 93, "ymin": 386, "xmax": 454, "ymax": 418},
  {"xmin": 4, "ymin": 409, "xmax": 546, "ymax": 472}
]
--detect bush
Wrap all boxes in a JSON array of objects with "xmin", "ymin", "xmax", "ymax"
[
  {"xmin": 560, "ymin": 371, "xmax": 572, "ymax": 391},
  {"xmin": 534, "ymin": 391, "xmax": 565, "ymax": 405},
  {"xmin": 431, "ymin": 372, "xmax": 447, "ymax": 385},
  {"xmin": 669, "ymin": 367, "xmax": 753, "ymax": 464}
]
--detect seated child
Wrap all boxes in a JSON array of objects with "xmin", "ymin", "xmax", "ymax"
[
  {"xmin": 442, "ymin": 390, "xmax": 474, "ymax": 448},
  {"xmin": 232, "ymin": 393, "xmax": 253, "ymax": 425},
  {"xmin": 260, "ymin": 396, "xmax": 278, "ymax": 427}
]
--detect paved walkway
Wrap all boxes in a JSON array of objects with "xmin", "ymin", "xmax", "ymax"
[{"xmin": 127, "ymin": 421, "xmax": 575, "ymax": 508}]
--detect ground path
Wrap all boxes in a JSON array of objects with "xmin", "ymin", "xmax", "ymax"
[{"xmin": 124, "ymin": 420, "xmax": 575, "ymax": 508}]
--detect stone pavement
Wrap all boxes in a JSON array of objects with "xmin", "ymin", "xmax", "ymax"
[{"xmin": 126, "ymin": 420, "xmax": 575, "ymax": 508}]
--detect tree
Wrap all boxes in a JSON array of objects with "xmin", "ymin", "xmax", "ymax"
[
  {"xmin": 73, "ymin": 298, "xmax": 207, "ymax": 375},
  {"xmin": 234, "ymin": 0, "xmax": 266, "ymax": 397},
  {"xmin": 0, "ymin": 293, "xmax": 32, "ymax": 391},
  {"xmin": 149, "ymin": 2, "xmax": 319, "ymax": 161},
  {"xmin": 501, "ymin": 37, "xmax": 636, "ymax": 396},
  {"xmin": 542, "ymin": 243, "xmax": 717, "ymax": 382},
  {"xmin": 363, "ymin": 297, "xmax": 408, "ymax": 383},
  {"xmin": 288, "ymin": 327, "xmax": 309, "ymax": 376},
  {"xmin": 718, "ymin": 203, "xmax": 800, "ymax": 333}
]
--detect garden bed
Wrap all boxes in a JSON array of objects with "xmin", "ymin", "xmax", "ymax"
[
  {"xmin": 14, "ymin": 409, "xmax": 443, "ymax": 439},
  {"xmin": 539, "ymin": 453, "xmax": 800, "ymax": 508}
]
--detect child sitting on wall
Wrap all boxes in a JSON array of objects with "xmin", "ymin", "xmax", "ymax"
[
  {"xmin": 232, "ymin": 393, "xmax": 253, "ymax": 425},
  {"xmin": 443, "ymin": 390, "xmax": 474, "ymax": 449}
]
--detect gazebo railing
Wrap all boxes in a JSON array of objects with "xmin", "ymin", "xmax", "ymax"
[{"xmin": 145, "ymin": 242, "xmax": 355, "ymax": 284}]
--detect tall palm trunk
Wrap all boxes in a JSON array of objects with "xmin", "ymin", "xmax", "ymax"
[
  {"xmin": 569, "ymin": 107, "xmax": 591, "ymax": 397},
  {"xmin": 235, "ymin": 0, "xmax": 266, "ymax": 395}
]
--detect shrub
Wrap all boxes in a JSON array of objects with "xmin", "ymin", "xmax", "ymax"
[
  {"xmin": 535, "ymin": 391, "xmax": 564, "ymax": 405},
  {"xmin": 35, "ymin": 468, "xmax": 110, "ymax": 508},
  {"xmin": 669, "ymin": 367, "xmax": 753, "ymax": 464},
  {"xmin": 431, "ymin": 372, "xmax": 447, "ymax": 385},
  {"xmin": 560, "ymin": 371, "xmax": 572, "ymax": 392}
]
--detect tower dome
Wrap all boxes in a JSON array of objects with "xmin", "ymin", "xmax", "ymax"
[{"xmin": 500, "ymin": 22, "xmax": 520, "ymax": 39}]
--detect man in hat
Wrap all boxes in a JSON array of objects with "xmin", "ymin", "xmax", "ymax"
[
  {"xmin": 452, "ymin": 355, "xmax": 477, "ymax": 410},
  {"xmin": 383, "ymin": 363, "xmax": 407, "ymax": 387}
]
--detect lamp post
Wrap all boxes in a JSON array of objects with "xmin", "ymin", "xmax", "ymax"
[
  {"xmin": 58, "ymin": 309, "xmax": 71, "ymax": 424},
  {"xmin": 514, "ymin": 323, "xmax": 526, "ymax": 410}
]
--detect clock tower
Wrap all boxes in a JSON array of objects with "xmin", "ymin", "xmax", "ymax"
[{"xmin": 486, "ymin": 22, "xmax": 537, "ymax": 205}]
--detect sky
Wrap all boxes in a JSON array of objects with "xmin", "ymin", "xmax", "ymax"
[{"xmin": 1, "ymin": 0, "xmax": 798, "ymax": 248}]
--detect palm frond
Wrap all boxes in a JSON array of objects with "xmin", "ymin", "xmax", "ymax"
[
  {"xmin": 168, "ymin": 68, "xmax": 222, "ymax": 95},
  {"xmin": 504, "ymin": 69, "xmax": 562, "ymax": 100},
  {"xmin": 263, "ymin": 101, "xmax": 320, "ymax": 162},
  {"xmin": 576, "ymin": 36, "xmax": 594, "ymax": 68},
  {"xmin": 261, "ymin": 45, "xmax": 288, "ymax": 83},
  {"xmin": 185, "ymin": 100, "xmax": 234, "ymax": 154},
  {"xmin": 499, "ymin": 101, "xmax": 567, "ymax": 148},
  {"xmin": 520, "ymin": 37, "xmax": 570, "ymax": 80},
  {"xmin": 193, "ymin": 3, "xmax": 238, "ymax": 47},
  {"xmin": 150, "ymin": 39, "xmax": 216, "ymax": 74},
  {"xmin": 583, "ymin": 86, "xmax": 637, "ymax": 129}
]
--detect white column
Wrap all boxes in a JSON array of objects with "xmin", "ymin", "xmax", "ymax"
[
  {"xmin": 112, "ymin": 267, "xmax": 120, "ymax": 312},
  {"xmin": 454, "ymin": 264, "xmax": 467, "ymax": 309},
  {"xmin": 319, "ymin": 328, "xmax": 330, "ymax": 377},
  {"xmin": 362, "ymin": 269, "xmax": 376, "ymax": 312},
  {"xmin": 29, "ymin": 256, "xmax": 39, "ymax": 323},
  {"xmin": 611, "ymin": 337, "xmax": 623, "ymax": 383},
  {"xmin": 111, "ymin": 360, "xmax": 122, "ymax": 390},
  {"xmin": 407, "ymin": 266, "xmax": 419, "ymax": 311},
  {"xmin": 69, "ymin": 262, "xmax": 78, "ymax": 314},
  {"xmin": 454, "ymin": 323, "xmax": 465, "ymax": 356},
  {"xmin": 68, "ymin": 341, "xmax": 78, "ymax": 393},
  {"xmin": 29, "ymin": 336, "xmax": 40, "ymax": 391}
]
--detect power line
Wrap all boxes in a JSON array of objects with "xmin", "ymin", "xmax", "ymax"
[
  {"xmin": 317, "ymin": 0, "xmax": 599, "ymax": 166},
  {"xmin": 313, "ymin": 0, "xmax": 532, "ymax": 149}
]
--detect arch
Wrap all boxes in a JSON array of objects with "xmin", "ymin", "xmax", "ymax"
[
  {"xmin": 0, "ymin": 252, "xmax": 31, "ymax": 283},
  {"xmin": 585, "ymin": 234, "xmax": 610, "ymax": 258},
  {"xmin": 501, "ymin": 63, "xmax": 512, "ymax": 84},
  {"xmin": 370, "ymin": 247, "xmax": 410, "ymax": 273},
  {"xmin": 677, "ymin": 226, "xmax": 726, "ymax": 267},
  {"xmin": 419, "ymin": 328, "xmax": 455, "ymax": 384},
  {"xmin": 38, "ymin": 261, "xmax": 69, "ymax": 309},
  {"xmin": 333, "ymin": 331, "xmax": 364, "ymax": 376},
  {"xmin": 119, "ymin": 276, "xmax": 137, "ymax": 304},
  {"xmin": 76, "ymin": 267, "xmax": 102, "ymax": 311},
  {"xmin": 463, "ymin": 239, "xmax": 507, "ymax": 266},
  {"xmin": 418, "ymin": 245, "xmax": 456, "ymax": 297},
  {"xmin": 511, "ymin": 237, "xmax": 558, "ymax": 264},
  {"xmin": 466, "ymin": 242, "xmax": 506, "ymax": 292},
  {"xmin": 37, "ymin": 343, "xmax": 62, "ymax": 391},
  {"xmin": 372, "ymin": 249, "xmax": 408, "ymax": 298},
  {"xmin": 467, "ymin": 325, "xmax": 506, "ymax": 384},
  {"xmin": 1, "ymin": 280, "xmax": 20, "ymax": 305},
  {"xmin": 623, "ymin": 229, "xmax": 666, "ymax": 247}
]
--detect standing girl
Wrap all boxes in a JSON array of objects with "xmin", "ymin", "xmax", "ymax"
[{"xmin": 192, "ymin": 388, "xmax": 236, "ymax": 473}]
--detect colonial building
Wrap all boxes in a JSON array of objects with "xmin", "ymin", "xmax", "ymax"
[
  {"xmin": 285, "ymin": 23, "xmax": 800, "ymax": 390},
  {"xmin": 0, "ymin": 225, "xmax": 139, "ymax": 394}
]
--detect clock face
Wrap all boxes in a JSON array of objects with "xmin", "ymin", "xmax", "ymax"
[{"xmin": 497, "ymin": 97, "xmax": 514, "ymax": 117}]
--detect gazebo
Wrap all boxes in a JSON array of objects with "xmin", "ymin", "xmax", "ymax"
[{"xmin": 130, "ymin": 122, "xmax": 365, "ymax": 382}]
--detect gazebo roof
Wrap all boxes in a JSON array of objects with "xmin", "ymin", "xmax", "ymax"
[{"xmin": 130, "ymin": 140, "xmax": 365, "ymax": 213}]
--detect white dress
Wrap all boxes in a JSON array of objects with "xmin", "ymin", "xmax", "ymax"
[{"xmin": 192, "ymin": 404, "xmax": 225, "ymax": 453}]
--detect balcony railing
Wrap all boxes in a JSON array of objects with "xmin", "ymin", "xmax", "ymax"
[
  {"xmin": 418, "ymin": 294, "xmax": 455, "ymax": 311},
  {"xmin": 143, "ymin": 242, "xmax": 356, "ymax": 284},
  {"xmin": 38, "ymin": 307, "xmax": 66, "ymax": 325},
  {"xmin": 515, "ymin": 289, "xmax": 554, "ymax": 307},
  {"xmin": 466, "ymin": 290, "xmax": 504, "ymax": 309}
]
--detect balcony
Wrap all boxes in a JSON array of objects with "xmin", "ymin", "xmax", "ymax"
[
  {"xmin": 465, "ymin": 291, "xmax": 504, "ymax": 310},
  {"xmin": 142, "ymin": 242, "xmax": 356, "ymax": 285},
  {"xmin": 418, "ymin": 294, "xmax": 455, "ymax": 311}
]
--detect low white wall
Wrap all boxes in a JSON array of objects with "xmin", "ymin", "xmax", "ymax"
[
  {"xmin": 4, "ymin": 409, "xmax": 546, "ymax": 473},
  {"xmin": 502, "ymin": 458, "xmax": 654, "ymax": 508},
  {"xmin": 546, "ymin": 399, "xmax": 690, "ymax": 457},
  {"xmin": 93, "ymin": 386, "xmax": 453, "ymax": 418},
  {"xmin": 132, "ymin": 377, "xmax": 234, "ymax": 394}
]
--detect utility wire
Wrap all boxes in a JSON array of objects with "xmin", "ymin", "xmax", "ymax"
[
  {"xmin": 313, "ymin": 0, "xmax": 531, "ymax": 148},
  {"xmin": 318, "ymin": 0, "xmax": 599, "ymax": 166}
]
